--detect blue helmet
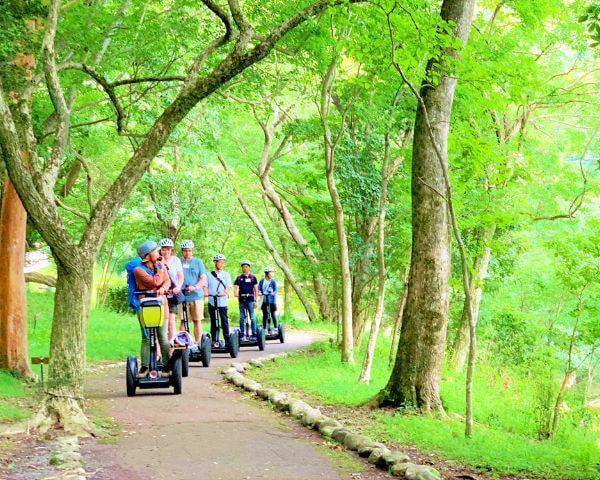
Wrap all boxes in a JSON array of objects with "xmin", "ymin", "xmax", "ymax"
[{"xmin": 137, "ymin": 240, "xmax": 158, "ymax": 259}]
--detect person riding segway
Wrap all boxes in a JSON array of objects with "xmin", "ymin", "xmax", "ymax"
[
  {"xmin": 234, "ymin": 260, "xmax": 265, "ymax": 351},
  {"xmin": 259, "ymin": 267, "xmax": 284, "ymax": 343},
  {"xmin": 178, "ymin": 240, "xmax": 211, "ymax": 374},
  {"xmin": 125, "ymin": 240, "xmax": 183, "ymax": 396},
  {"xmin": 206, "ymin": 254, "xmax": 239, "ymax": 357}
]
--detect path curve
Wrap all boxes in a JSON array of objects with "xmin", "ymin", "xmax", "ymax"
[{"xmin": 81, "ymin": 331, "xmax": 389, "ymax": 480}]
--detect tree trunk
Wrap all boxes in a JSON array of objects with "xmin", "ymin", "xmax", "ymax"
[
  {"xmin": 25, "ymin": 271, "xmax": 57, "ymax": 288},
  {"xmin": 379, "ymin": 0, "xmax": 476, "ymax": 412},
  {"xmin": 389, "ymin": 264, "xmax": 410, "ymax": 367},
  {"xmin": 321, "ymin": 58, "xmax": 353, "ymax": 363},
  {"xmin": 29, "ymin": 260, "xmax": 96, "ymax": 436},
  {"xmin": 218, "ymin": 154, "xmax": 317, "ymax": 322},
  {"xmin": 281, "ymin": 236, "xmax": 293, "ymax": 316},
  {"xmin": 359, "ymin": 137, "xmax": 394, "ymax": 383},
  {"xmin": 0, "ymin": 179, "xmax": 34, "ymax": 377},
  {"xmin": 451, "ymin": 224, "xmax": 496, "ymax": 370}
]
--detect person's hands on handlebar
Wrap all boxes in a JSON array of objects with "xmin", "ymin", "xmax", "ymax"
[
  {"xmin": 157, "ymin": 287, "xmax": 166, "ymax": 296},
  {"xmin": 173, "ymin": 287, "xmax": 181, "ymax": 294}
]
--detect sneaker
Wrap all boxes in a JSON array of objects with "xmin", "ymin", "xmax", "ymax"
[
  {"xmin": 160, "ymin": 371, "xmax": 170, "ymax": 378},
  {"xmin": 137, "ymin": 366, "xmax": 149, "ymax": 378}
]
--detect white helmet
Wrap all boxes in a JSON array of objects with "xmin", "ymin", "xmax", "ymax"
[
  {"xmin": 240, "ymin": 259, "xmax": 251, "ymax": 266},
  {"xmin": 158, "ymin": 238, "xmax": 174, "ymax": 248},
  {"xmin": 264, "ymin": 267, "xmax": 274, "ymax": 273},
  {"xmin": 213, "ymin": 253, "xmax": 226, "ymax": 261},
  {"xmin": 180, "ymin": 240, "xmax": 194, "ymax": 249}
]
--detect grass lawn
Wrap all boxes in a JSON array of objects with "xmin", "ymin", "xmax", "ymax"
[
  {"xmin": 249, "ymin": 339, "xmax": 600, "ymax": 480},
  {"xmin": 0, "ymin": 371, "xmax": 32, "ymax": 422},
  {"xmin": 28, "ymin": 288, "xmax": 140, "ymax": 363}
]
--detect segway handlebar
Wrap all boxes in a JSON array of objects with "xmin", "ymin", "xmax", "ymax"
[{"xmin": 133, "ymin": 289, "xmax": 157, "ymax": 295}]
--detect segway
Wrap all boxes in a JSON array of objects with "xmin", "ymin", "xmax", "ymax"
[
  {"xmin": 210, "ymin": 294, "xmax": 240, "ymax": 358},
  {"xmin": 263, "ymin": 295, "xmax": 285, "ymax": 343},
  {"xmin": 236, "ymin": 294, "xmax": 266, "ymax": 351},
  {"xmin": 180, "ymin": 293, "xmax": 212, "ymax": 376},
  {"xmin": 126, "ymin": 290, "xmax": 183, "ymax": 396}
]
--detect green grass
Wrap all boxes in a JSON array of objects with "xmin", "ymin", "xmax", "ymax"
[
  {"xmin": 28, "ymin": 288, "xmax": 140, "ymax": 363},
  {"xmin": 250, "ymin": 338, "xmax": 600, "ymax": 480},
  {"xmin": 0, "ymin": 371, "xmax": 30, "ymax": 422}
]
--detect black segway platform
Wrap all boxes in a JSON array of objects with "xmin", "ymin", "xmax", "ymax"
[
  {"xmin": 126, "ymin": 349, "xmax": 183, "ymax": 396},
  {"xmin": 265, "ymin": 323, "xmax": 285, "ymax": 343},
  {"xmin": 237, "ymin": 325, "xmax": 266, "ymax": 351},
  {"xmin": 211, "ymin": 331, "xmax": 240, "ymax": 358}
]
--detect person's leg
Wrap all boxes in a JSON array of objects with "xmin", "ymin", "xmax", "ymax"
[
  {"xmin": 220, "ymin": 306, "xmax": 230, "ymax": 339},
  {"xmin": 191, "ymin": 300, "xmax": 204, "ymax": 342},
  {"xmin": 261, "ymin": 302, "xmax": 268, "ymax": 330},
  {"xmin": 271, "ymin": 303, "xmax": 278, "ymax": 328},
  {"xmin": 248, "ymin": 301, "xmax": 257, "ymax": 336},
  {"xmin": 208, "ymin": 302, "xmax": 218, "ymax": 342},
  {"xmin": 238, "ymin": 297, "xmax": 246, "ymax": 338},
  {"xmin": 138, "ymin": 315, "xmax": 149, "ymax": 375},
  {"xmin": 178, "ymin": 303, "xmax": 186, "ymax": 332},
  {"xmin": 157, "ymin": 318, "xmax": 170, "ymax": 372}
]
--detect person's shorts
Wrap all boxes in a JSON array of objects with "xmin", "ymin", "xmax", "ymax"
[
  {"xmin": 178, "ymin": 299, "xmax": 205, "ymax": 321},
  {"xmin": 167, "ymin": 297, "xmax": 179, "ymax": 315}
]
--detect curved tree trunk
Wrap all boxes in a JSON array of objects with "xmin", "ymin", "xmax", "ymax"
[
  {"xmin": 378, "ymin": 0, "xmax": 476, "ymax": 412},
  {"xmin": 451, "ymin": 224, "xmax": 496, "ymax": 371},
  {"xmin": 218, "ymin": 154, "xmax": 317, "ymax": 321},
  {"xmin": 0, "ymin": 179, "xmax": 34, "ymax": 378}
]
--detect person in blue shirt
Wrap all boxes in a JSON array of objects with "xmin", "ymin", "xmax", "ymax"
[
  {"xmin": 233, "ymin": 260, "xmax": 258, "ymax": 341},
  {"xmin": 206, "ymin": 253, "xmax": 232, "ymax": 347},
  {"xmin": 178, "ymin": 240, "xmax": 207, "ymax": 343},
  {"xmin": 258, "ymin": 267, "xmax": 278, "ymax": 333}
]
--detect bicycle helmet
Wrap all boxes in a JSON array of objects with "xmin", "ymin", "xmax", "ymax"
[
  {"xmin": 158, "ymin": 238, "xmax": 174, "ymax": 248},
  {"xmin": 180, "ymin": 239, "xmax": 194, "ymax": 249},
  {"xmin": 137, "ymin": 240, "xmax": 158, "ymax": 259},
  {"xmin": 264, "ymin": 267, "xmax": 275, "ymax": 273},
  {"xmin": 213, "ymin": 253, "xmax": 226, "ymax": 261},
  {"xmin": 240, "ymin": 259, "xmax": 251, "ymax": 266}
]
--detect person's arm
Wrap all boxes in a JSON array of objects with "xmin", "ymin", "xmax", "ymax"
[
  {"xmin": 174, "ymin": 259, "xmax": 184, "ymax": 292},
  {"xmin": 253, "ymin": 277, "xmax": 258, "ymax": 298},
  {"xmin": 134, "ymin": 266, "xmax": 168, "ymax": 295},
  {"xmin": 272, "ymin": 280, "xmax": 278, "ymax": 296},
  {"xmin": 257, "ymin": 279, "xmax": 263, "ymax": 297},
  {"xmin": 233, "ymin": 276, "xmax": 239, "ymax": 297}
]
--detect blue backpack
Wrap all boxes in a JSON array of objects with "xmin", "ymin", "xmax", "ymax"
[{"xmin": 126, "ymin": 257, "xmax": 155, "ymax": 313}]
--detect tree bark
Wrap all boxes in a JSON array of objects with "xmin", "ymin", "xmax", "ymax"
[
  {"xmin": 321, "ymin": 58, "xmax": 353, "ymax": 363},
  {"xmin": 379, "ymin": 0, "xmax": 476, "ymax": 412},
  {"xmin": 25, "ymin": 271, "xmax": 57, "ymax": 288},
  {"xmin": 281, "ymin": 236, "xmax": 293, "ymax": 316},
  {"xmin": 0, "ymin": 179, "xmax": 34, "ymax": 377},
  {"xmin": 258, "ymin": 124, "xmax": 331, "ymax": 321},
  {"xmin": 29, "ymin": 260, "xmax": 95, "ymax": 435},
  {"xmin": 450, "ymin": 224, "xmax": 496, "ymax": 370},
  {"xmin": 389, "ymin": 264, "xmax": 410, "ymax": 367}
]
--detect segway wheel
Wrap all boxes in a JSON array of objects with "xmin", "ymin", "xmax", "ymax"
[
  {"xmin": 126, "ymin": 355, "xmax": 137, "ymax": 397},
  {"xmin": 182, "ymin": 348, "xmax": 190, "ymax": 378},
  {"xmin": 171, "ymin": 355, "xmax": 182, "ymax": 395},
  {"xmin": 278, "ymin": 323, "xmax": 285, "ymax": 343},
  {"xmin": 257, "ymin": 326, "xmax": 266, "ymax": 351},
  {"xmin": 201, "ymin": 333, "xmax": 212, "ymax": 367},
  {"xmin": 228, "ymin": 331, "xmax": 239, "ymax": 358}
]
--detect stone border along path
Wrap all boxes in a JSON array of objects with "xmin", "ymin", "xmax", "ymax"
[
  {"xmin": 220, "ymin": 352, "xmax": 443, "ymax": 480},
  {"xmin": 45, "ymin": 435, "xmax": 86, "ymax": 480}
]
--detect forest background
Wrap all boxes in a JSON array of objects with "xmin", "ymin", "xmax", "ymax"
[{"xmin": 0, "ymin": 0, "xmax": 598, "ymax": 479}]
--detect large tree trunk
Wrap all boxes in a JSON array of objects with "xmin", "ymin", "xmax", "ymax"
[
  {"xmin": 378, "ymin": 0, "xmax": 476, "ymax": 412},
  {"xmin": 29, "ymin": 260, "xmax": 95, "ymax": 435},
  {"xmin": 450, "ymin": 224, "xmax": 496, "ymax": 370},
  {"xmin": 389, "ymin": 264, "xmax": 410, "ymax": 366},
  {"xmin": 0, "ymin": 179, "xmax": 34, "ymax": 377}
]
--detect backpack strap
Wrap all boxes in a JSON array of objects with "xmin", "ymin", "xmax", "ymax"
[{"xmin": 211, "ymin": 270, "xmax": 227, "ymax": 292}]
